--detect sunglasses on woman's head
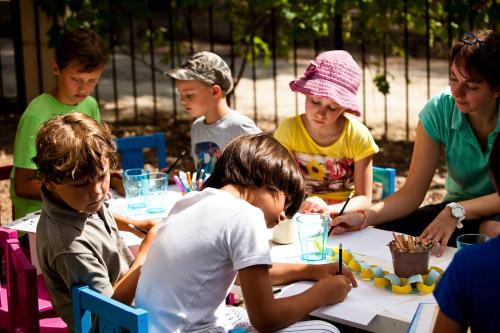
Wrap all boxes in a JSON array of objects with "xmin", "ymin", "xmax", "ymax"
[{"xmin": 460, "ymin": 32, "xmax": 496, "ymax": 56}]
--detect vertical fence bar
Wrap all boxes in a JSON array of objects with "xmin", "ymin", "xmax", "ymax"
[
  {"xmin": 187, "ymin": 5, "xmax": 194, "ymax": 54},
  {"xmin": 147, "ymin": 14, "xmax": 158, "ymax": 123},
  {"xmin": 404, "ymin": 0, "xmax": 409, "ymax": 141},
  {"xmin": 446, "ymin": 0, "xmax": 452, "ymax": 75},
  {"xmin": 128, "ymin": 11, "xmax": 138, "ymax": 124},
  {"xmin": 425, "ymin": 0, "xmax": 431, "ymax": 100},
  {"xmin": 334, "ymin": 3, "xmax": 343, "ymax": 50},
  {"xmin": 383, "ymin": 33, "xmax": 388, "ymax": 140},
  {"xmin": 251, "ymin": 34, "xmax": 257, "ymax": 122},
  {"xmin": 229, "ymin": 19, "xmax": 236, "ymax": 108},
  {"xmin": 293, "ymin": 38, "xmax": 298, "ymax": 115},
  {"xmin": 108, "ymin": 1, "xmax": 119, "ymax": 125},
  {"xmin": 271, "ymin": 9, "xmax": 278, "ymax": 127},
  {"xmin": 359, "ymin": 1, "xmax": 366, "ymax": 124},
  {"xmin": 33, "ymin": 0, "xmax": 43, "ymax": 94},
  {"xmin": 491, "ymin": 0, "xmax": 497, "ymax": 30},
  {"xmin": 11, "ymin": 0, "xmax": 26, "ymax": 110},
  {"xmin": 0, "ymin": 41, "xmax": 4, "ymax": 98},
  {"xmin": 209, "ymin": 4, "xmax": 214, "ymax": 52},
  {"xmin": 468, "ymin": 0, "xmax": 474, "ymax": 30},
  {"xmin": 167, "ymin": 0, "xmax": 177, "ymax": 124}
]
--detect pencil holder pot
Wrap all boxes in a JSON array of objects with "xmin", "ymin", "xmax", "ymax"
[{"xmin": 389, "ymin": 241, "xmax": 431, "ymax": 278}]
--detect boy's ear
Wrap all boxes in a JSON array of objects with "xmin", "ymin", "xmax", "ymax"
[
  {"xmin": 51, "ymin": 60, "xmax": 60, "ymax": 75},
  {"xmin": 212, "ymin": 84, "xmax": 222, "ymax": 97}
]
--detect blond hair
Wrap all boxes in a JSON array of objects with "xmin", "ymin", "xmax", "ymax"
[{"xmin": 33, "ymin": 112, "xmax": 117, "ymax": 184}]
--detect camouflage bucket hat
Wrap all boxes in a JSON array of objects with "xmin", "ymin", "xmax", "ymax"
[{"xmin": 165, "ymin": 51, "xmax": 234, "ymax": 95}]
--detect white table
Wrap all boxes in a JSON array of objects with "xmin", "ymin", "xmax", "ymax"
[
  {"xmin": 270, "ymin": 227, "xmax": 455, "ymax": 333},
  {"xmin": 7, "ymin": 187, "xmax": 182, "ymax": 273}
]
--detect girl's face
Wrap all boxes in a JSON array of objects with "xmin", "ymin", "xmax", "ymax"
[
  {"xmin": 45, "ymin": 161, "xmax": 110, "ymax": 214},
  {"xmin": 304, "ymin": 95, "xmax": 345, "ymax": 130},
  {"xmin": 449, "ymin": 62, "xmax": 500, "ymax": 115},
  {"xmin": 53, "ymin": 61, "xmax": 104, "ymax": 105},
  {"xmin": 176, "ymin": 80, "xmax": 216, "ymax": 118},
  {"xmin": 248, "ymin": 187, "xmax": 287, "ymax": 228}
]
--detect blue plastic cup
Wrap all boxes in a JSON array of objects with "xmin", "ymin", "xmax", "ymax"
[
  {"xmin": 295, "ymin": 213, "xmax": 329, "ymax": 261},
  {"xmin": 123, "ymin": 168, "xmax": 149, "ymax": 211},
  {"xmin": 146, "ymin": 172, "xmax": 168, "ymax": 213}
]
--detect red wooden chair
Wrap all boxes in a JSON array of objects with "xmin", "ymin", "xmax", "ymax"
[
  {"xmin": 6, "ymin": 238, "xmax": 67, "ymax": 332},
  {"xmin": 0, "ymin": 164, "xmax": 14, "ymax": 219},
  {"xmin": 0, "ymin": 227, "xmax": 58, "ymax": 331}
]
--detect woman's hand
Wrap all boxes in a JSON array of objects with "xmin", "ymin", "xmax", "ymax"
[
  {"xmin": 330, "ymin": 211, "xmax": 366, "ymax": 234},
  {"xmin": 420, "ymin": 207, "xmax": 457, "ymax": 256},
  {"xmin": 300, "ymin": 196, "xmax": 328, "ymax": 214}
]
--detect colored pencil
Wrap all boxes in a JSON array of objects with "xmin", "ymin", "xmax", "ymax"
[
  {"xmin": 328, "ymin": 191, "xmax": 354, "ymax": 236},
  {"xmin": 165, "ymin": 150, "xmax": 186, "ymax": 174}
]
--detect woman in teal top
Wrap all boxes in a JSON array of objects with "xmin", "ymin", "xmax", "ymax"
[{"xmin": 330, "ymin": 30, "xmax": 500, "ymax": 256}]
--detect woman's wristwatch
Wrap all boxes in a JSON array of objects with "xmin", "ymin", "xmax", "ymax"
[{"xmin": 446, "ymin": 202, "xmax": 465, "ymax": 229}]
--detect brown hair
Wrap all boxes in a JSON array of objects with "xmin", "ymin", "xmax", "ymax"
[
  {"xmin": 450, "ymin": 30, "xmax": 500, "ymax": 89},
  {"xmin": 33, "ymin": 113, "xmax": 117, "ymax": 185},
  {"xmin": 55, "ymin": 28, "xmax": 108, "ymax": 72},
  {"xmin": 202, "ymin": 133, "xmax": 305, "ymax": 218}
]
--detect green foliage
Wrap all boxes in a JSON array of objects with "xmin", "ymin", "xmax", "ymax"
[{"xmin": 37, "ymin": 0, "xmax": 498, "ymax": 93}]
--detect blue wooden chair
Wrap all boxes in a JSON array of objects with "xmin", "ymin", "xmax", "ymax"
[
  {"xmin": 373, "ymin": 166, "xmax": 396, "ymax": 199},
  {"xmin": 116, "ymin": 132, "xmax": 167, "ymax": 170},
  {"xmin": 72, "ymin": 285, "xmax": 148, "ymax": 333}
]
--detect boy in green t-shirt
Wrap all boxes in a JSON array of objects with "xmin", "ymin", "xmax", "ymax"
[{"xmin": 10, "ymin": 28, "xmax": 127, "ymax": 220}]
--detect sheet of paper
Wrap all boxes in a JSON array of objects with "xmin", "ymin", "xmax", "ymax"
[
  {"xmin": 278, "ymin": 279, "xmax": 416, "ymax": 326},
  {"xmin": 407, "ymin": 303, "xmax": 439, "ymax": 333},
  {"xmin": 385, "ymin": 294, "xmax": 436, "ymax": 322}
]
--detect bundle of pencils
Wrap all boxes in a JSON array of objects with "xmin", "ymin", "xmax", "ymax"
[
  {"xmin": 173, "ymin": 170, "xmax": 210, "ymax": 193},
  {"xmin": 389, "ymin": 232, "xmax": 432, "ymax": 253}
]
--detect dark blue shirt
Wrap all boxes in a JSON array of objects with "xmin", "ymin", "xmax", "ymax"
[{"xmin": 434, "ymin": 236, "xmax": 500, "ymax": 332}]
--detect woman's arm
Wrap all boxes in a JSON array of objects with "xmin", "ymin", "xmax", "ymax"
[
  {"xmin": 13, "ymin": 167, "xmax": 42, "ymax": 200},
  {"xmin": 331, "ymin": 122, "xmax": 440, "ymax": 231}
]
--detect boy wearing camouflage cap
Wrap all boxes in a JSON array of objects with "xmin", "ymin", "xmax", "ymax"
[{"xmin": 166, "ymin": 51, "xmax": 261, "ymax": 174}]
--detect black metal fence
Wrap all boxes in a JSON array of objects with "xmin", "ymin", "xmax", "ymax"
[{"xmin": 1, "ymin": 0, "xmax": 498, "ymax": 140}]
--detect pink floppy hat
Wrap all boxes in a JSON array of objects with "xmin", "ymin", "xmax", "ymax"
[{"xmin": 290, "ymin": 50, "xmax": 362, "ymax": 116}]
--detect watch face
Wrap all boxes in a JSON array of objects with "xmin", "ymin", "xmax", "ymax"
[{"xmin": 452, "ymin": 205, "xmax": 464, "ymax": 218}]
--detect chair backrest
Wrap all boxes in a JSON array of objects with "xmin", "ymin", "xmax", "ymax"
[
  {"xmin": 0, "ymin": 227, "xmax": 17, "ymax": 280},
  {"xmin": 72, "ymin": 285, "xmax": 148, "ymax": 333},
  {"xmin": 0, "ymin": 165, "xmax": 14, "ymax": 221},
  {"xmin": 0, "ymin": 165, "xmax": 12, "ymax": 181},
  {"xmin": 6, "ymin": 238, "xmax": 40, "ymax": 333},
  {"xmin": 373, "ymin": 166, "xmax": 396, "ymax": 199},
  {"xmin": 116, "ymin": 132, "xmax": 167, "ymax": 170}
]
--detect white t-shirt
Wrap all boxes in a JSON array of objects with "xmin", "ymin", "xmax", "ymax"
[
  {"xmin": 191, "ymin": 111, "xmax": 261, "ymax": 174},
  {"xmin": 135, "ymin": 188, "xmax": 272, "ymax": 333}
]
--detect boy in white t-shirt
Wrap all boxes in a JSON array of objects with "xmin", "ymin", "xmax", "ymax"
[{"xmin": 136, "ymin": 133, "xmax": 357, "ymax": 333}]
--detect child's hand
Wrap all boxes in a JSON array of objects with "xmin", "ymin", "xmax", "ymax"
[
  {"xmin": 330, "ymin": 211, "xmax": 366, "ymax": 234},
  {"xmin": 299, "ymin": 196, "xmax": 328, "ymax": 214},
  {"xmin": 308, "ymin": 262, "xmax": 358, "ymax": 287},
  {"xmin": 316, "ymin": 274, "xmax": 354, "ymax": 306},
  {"xmin": 110, "ymin": 172, "xmax": 125, "ymax": 196}
]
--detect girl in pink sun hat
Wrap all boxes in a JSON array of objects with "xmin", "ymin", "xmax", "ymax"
[{"xmin": 274, "ymin": 50, "xmax": 379, "ymax": 217}]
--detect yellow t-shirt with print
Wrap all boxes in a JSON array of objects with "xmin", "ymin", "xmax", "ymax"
[{"xmin": 274, "ymin": 114, "xmax": 379, "ymax": 202}]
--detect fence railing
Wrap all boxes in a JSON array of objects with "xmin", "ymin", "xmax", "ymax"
[{"xmin": 1, "ymin": 0, "xmax": 498, "ymax": 140}]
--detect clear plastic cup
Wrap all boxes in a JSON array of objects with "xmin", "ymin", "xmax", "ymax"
[
  {"xmin": 295, "ymin": 213, "xmax": 329, "ymax": 261},
  {"xmin": 146, "ymin": 172, "xmax": 168, "ymax": 213},
  {"xmin": 123, "ymin": 168, "xmax": 149, "ymax": 211}
]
